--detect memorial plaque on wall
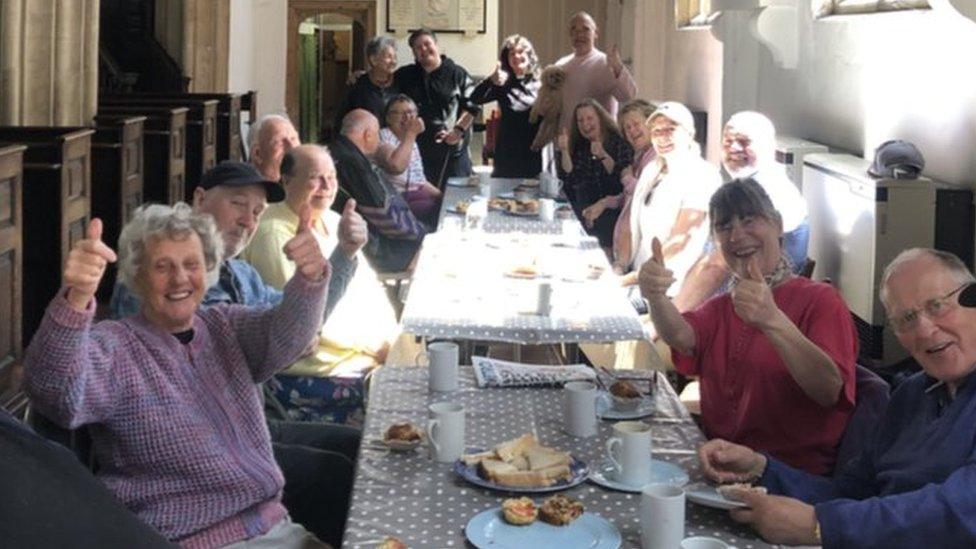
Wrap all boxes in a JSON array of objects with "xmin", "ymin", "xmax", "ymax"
[{"xmin": 387, "ymin": 0, "xmax": 487, "ymax": 34}]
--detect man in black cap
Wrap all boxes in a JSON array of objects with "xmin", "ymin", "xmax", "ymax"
[{"xmin": 109, "ymin": 160, "xmax": 367, "ymax": 547}]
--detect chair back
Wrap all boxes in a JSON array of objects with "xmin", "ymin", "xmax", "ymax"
[
  {"xmin": 24, "ymin": 405, "xmax": 96, "ymax": 470},
  {"xmin": 834, "ymin": 364, "xmax": 890, "ymax": 473}
]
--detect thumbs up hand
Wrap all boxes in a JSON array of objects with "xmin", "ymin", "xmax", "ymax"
[
  {"xmin": 609, "ymin": 44, "xmax": 624, "ymax": 77},
  {"xmin": 638, "ymin": 237, "xmax": 676, "ymax": 300},
  {"xmin": 557, "ymin": 128, "xmax": 570, "ymax": 152},
  {"xmin": 64, "ymin": 218, "xmax": 118, "ymax": 311},
  {"xmin": 731, "ymin": 255, "xmax": 780, "ymax": 329},
  {"xmin": 490, "ymin": 60, "xmax": 509, "ymax": 86},
  {"xmin": 337, "ymin": 198, "xmax": 368, "ymax": 259},
  {"xmin": 284, "ymin": 203, "xmax": 330, "ymax": 282}
]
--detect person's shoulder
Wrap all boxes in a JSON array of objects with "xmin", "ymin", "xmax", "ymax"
[
  {"xmin": 887, "ymin": 370, "xmax": 932, "ymax": 407},
  {"xmin": 554, "ymin": 52, "xmax": 575, "ymax": 66}
]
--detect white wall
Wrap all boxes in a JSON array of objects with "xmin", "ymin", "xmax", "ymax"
[
  {"xmin": 227, "ymin": 0, "xmax": 498, "ymax": 118},
  {"xmin": 644, "ymin": 0, "xmax": 976, "ymax": 185}
]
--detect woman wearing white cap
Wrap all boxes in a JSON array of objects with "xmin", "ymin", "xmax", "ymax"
[{"xmin": 621, "ymin": 101, "xmax": 720, "ymax": 306}]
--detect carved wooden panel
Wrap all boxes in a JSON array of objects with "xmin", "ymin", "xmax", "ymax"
[{"xmin": 0, "ymin": 145, "xmax": 24, "ymax": 388}]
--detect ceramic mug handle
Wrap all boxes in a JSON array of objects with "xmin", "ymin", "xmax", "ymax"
[
  {"xmin": 415, "ymin": 349, "xmax": 430, "ymax": 367},
  {"xmin": 606, "ymin": 436, "xmax": 623, "ymax": 475},
  {"xmin": 427, "ymin": 418, "xmax": 441, "ymax": 458}
]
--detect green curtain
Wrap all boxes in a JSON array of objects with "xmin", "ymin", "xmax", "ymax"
[{"xmin": 299, "ymin": 31, "xmax": 320, "ymax": 144}]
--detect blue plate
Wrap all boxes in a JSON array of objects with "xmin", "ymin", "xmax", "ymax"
[
  {"xmin": 465, "ymin": 508, "xmax": 621, "ymax": 549},
  {"xmin": 684, "ymin": 482, "xmax": 748, "ymax": 510},
  {"xmin": 454, "ymin": 452, "xmax": 589, "ymax": 493},
  {"xmin": 588, "ymin": 458, "xmax": 689, "ymax": 493}
]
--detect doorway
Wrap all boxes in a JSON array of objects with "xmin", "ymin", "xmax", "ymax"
[{"xmin": 287, "ymin": 0, "xmax": 375, "ymax": 143}]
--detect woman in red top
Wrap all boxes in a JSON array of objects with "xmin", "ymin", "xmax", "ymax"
[{"xmin": 639, "ymin": 178, "xmax": 857, "ymax": 475}]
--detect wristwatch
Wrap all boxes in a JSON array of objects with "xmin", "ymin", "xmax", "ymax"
[{"xmin": 812, "ymin": 519, "xmax": 822, "ymax": 544}]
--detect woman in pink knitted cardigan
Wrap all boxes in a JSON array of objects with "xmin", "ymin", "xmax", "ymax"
[{"xmin": 25, "ymin": 203, "xmax": 333, "ymax": 548}]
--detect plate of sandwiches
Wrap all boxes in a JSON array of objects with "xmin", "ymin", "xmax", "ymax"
[
  {"xmin": 464, "ymin": 494, "xmax": 621, "ymax": 549},
  {"xmin": 455, "ymin": 434, "xmax": 589, "ymax": 493},
  {"xmin": 447, "ymin": 199, "xmax": 470, "ymax": 214},
  {"xmin": 504, "ymin": 199, "xmax": 541, "ymax": 217},
  {"xmin": 684, "ymin": 482, "xmax": 767, "ymax": 510}
]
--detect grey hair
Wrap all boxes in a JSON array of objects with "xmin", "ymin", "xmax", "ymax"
[
  {"xmin": 117, "ymin": 202, "xmax": 222, "ymax": 298},
  {"xmin": 365, "ymin": 36, "xmax": 397, "ymax": 61},
  {"xmin": 879, "ymin": 248, "xmax": 976, "ymax": 311},
  {"xmin": 248, "ymin": 113, "xmax": 294, "ymax": 151}
]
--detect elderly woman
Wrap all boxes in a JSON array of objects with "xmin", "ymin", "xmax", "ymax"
[
  {"xmin": 582, "ymin": 99, "xmax": 656, "ymax": 270},
  {"xmin": 697, "ymin": 248, "xmax": 976, "ymax": 547},
  {"xmin": 335, "ymin": 36, "xmax": 399, "ymax": 127},
  {"xmin": 470, "ymin": 34, "xmax": 542, "ymax": 178},
  {"xmin": 557, "ymin": 98, "xmax": 634, "ymax": 248},
  {"xmin": 622, "ymin": 102, "xmax": 719, "ymax": 298},
  {"xmin": 373, "ymin": 94, "xmax": 442, "ymax": 225},
  {"xmin": 640, "ymin": 178, "xmax": 857, "ymax": 476},
  {"xmin": 24, "ymin": 204, "xmax": 331, "ymax": 548}
]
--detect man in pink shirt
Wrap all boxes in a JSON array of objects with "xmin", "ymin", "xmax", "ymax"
[{"xmin": 555, "ymin": 11, "xmax": 637, "ymax": 134}]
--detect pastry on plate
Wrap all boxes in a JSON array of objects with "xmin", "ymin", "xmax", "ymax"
[
  {"xmin": 384, "ymin": 422, "xmax": 423, "ymax": 443},
  {"xmin": 376, "ymin": 535, "xmax": 407, "ymax": 549},
  {"xmin": 609, "ymin": 380, "xmax": 640, "ymax": 399},
  {"xmin": 716, "ymin": 483, "xmax": 768, "ymax": 500},
  {"xmin": 501, "ymin": 497, "xmax": 538, "ymax": 525},
  {"xmin": 538, "ymin": 494, "xmax": 584, "ymax": 526}
]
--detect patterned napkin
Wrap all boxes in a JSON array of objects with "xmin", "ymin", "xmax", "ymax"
[{"xmin": 471, "ymin": 356, "xmax": 596, "ymax": 388}]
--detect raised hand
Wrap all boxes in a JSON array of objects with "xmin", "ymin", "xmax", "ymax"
[
  {"xmin": 407, "ymin": 115, "xmax": 425, "ymax": 137},
  {"xmin": 64, "ymin": 218, "xmax": 118, "ymax": 311},
  {"xmin": 490, "ymin": 60, "xmax": 509, "ymax": 86},
  {"xmin": 436, "ymin": 127, "xmax": 463, "ymax": 146},
  {"xmin": 697, "ymin": 439, "xmax": 766, "ymax": 484},
  {"xmin": 337, "ymin": 198, "xmax": 368, "ymax": 258},
  {"xmin": 638, "ymin": 237, "xmax": 675, "ymax": 299},
  {"xmin": 581, "ymin": 199, "xmax": 606, "ymax": 228},
  {"xmin": 283, "ymin": 203, "xmax": 330, "ymax": 282},
  {"xmin": 609, "ymin": 44, "xmax": 624, "ymax": 77},
  {"xmin": 731, "ymin": 255, "xmax": 780, "ymax": 329},
  {"xmin": 590, "ymin": 140, "xmax": 606, "ymax": 159},
  {"xmin": 728, "ymin": 492, "xmax": 818, "ymax": 545},
  {"xmin": 557, "ymin": 128, "xmax": 570, "ymax": 151}
]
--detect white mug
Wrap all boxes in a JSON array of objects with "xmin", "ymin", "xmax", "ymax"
[
  {"xmin": 539, "ymin": 198, "xmax": 556, "ymax": 222},
  {"xmin": 640, "ymin": 483, "xmax": 685, "ymax": 549},
  {"xmin": 536, "ymin": 282, "xmax": 553, "ymax": 316},
  {"xmin": 681, "ymin": 537, "xmax": 729, "ymax": 549},
  {"xmin": 416, "ymin": 341, "xmax": 459, "ymax": 392},
  {"xmin": 541, "ymin": 174, "xmax": 563, "ymax": 198},
  {"xmin": 605, "ymin": 421, "xmax": 653, "ymax": 487},
  {"xmin": 564, "ymin": 381, "xmax": 600, "ymax": 437},
  {"xmin": 426, "ymin": 402, "xmax": 465, "ymax": 462}
]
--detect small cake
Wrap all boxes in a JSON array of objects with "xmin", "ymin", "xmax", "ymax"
[
  {"xmin": 376, "ymin": 535, "xmax": 407, "ymax": 549},
  {"xmin": 501, "ymin": 497, "xmax": 538, "ymax": 526},
  {"xmin": 609, "ymin": 380, "xmax": 640, "ymax": 398},
  {"xmin": 384, "ymin": 422, "xmax": 422, "ymax": 443},
  {"xmin": 538, "ymin": 494, "xmax": 584, "ymax": 526}
]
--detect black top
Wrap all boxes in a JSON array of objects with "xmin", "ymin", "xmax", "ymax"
[
  {"xmin": 559, "ymin": 133, "xmax": 634, "ymax": 248},
  {"xmin": 0, "ymin": 410, "xmax": 175, "ymax": 548},
  {"xmin": 394, "ymin": 56, "xmax": 481, "ymax": 183},
  {"xmin": 334, "ymin": 73, "xmax": 399, "ymax": 129},
  {"xmin": 471, "ymin": 75, "xmax": 542, "ymax": 178}
]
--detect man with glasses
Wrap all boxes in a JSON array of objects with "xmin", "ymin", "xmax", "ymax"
[{"xmin": 696, "ymin": 248, "xmax": 976, "ymax": 547}]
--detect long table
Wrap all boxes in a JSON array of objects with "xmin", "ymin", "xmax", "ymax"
[
  {"xmin": 341, "ymin": 366, "xmax": 771, "ymax": 548},
  {"xmin": 400, "ymin": 178, "xmax": 645, "ymax": 348}
]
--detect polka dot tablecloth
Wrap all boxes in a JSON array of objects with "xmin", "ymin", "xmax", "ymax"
[
  {"xmin": 401, "ymin": 178, "xmax": 645, "ymax": 345},
  {"xmin": 342, "ymin": 366, "xmax": 773, "ymax": 549}
]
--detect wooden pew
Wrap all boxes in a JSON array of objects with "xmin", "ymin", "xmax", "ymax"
[
  {"xmin": 96, "ymin": 106, "xmax": 187, "ymax": 206},
  {"xmin": 123, "ymin": 92, "xmax": 243, "ymax": 163},
  {"xmin": 240, "ymin": 90, "xmax": 257, "ymax": 159},
  {"xmin": 0, "ymin": 145, "xmax": 26, "ymax": 416},
  {"xmin": 100, "ymin": 96, "xmax": 217, "ymax": 201},
  {"xmin": 0, "ymin": 128, "xmax": 93, "ymax": 347}
]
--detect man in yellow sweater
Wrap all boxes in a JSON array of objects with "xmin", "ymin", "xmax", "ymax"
[{"xmin": 242, "ymin": 144, "xmax": 398, "ymax": 422}]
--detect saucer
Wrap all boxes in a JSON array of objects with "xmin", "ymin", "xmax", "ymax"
[
  {"xmin": 588, "ymin": 458, "xmax": 688, "ymax": 493},
  {"xmin": 596, "ymin": 394, "xmax": 655, "ymax": 420}
]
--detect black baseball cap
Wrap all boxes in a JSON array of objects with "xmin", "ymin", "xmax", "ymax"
[
  {"xmin": 868, "ymin": 140, "xmax": 925, "ymax": 179},
  {"xmin": 197, "ymin": 160, "xmax": 285, "ymax": 202}
]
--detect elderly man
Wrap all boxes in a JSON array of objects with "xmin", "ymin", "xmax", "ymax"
[
  {"xmin": 555, "ymin": 11, "xmax": 636, "ymax": 133},
  {"xmin": 699, "ymin": 248, "xmax": 976, "ymax": 548},
  {"xmin": 394, "ymin": 28, "xmax": 479, "ymax": 185},
  {"xmin": 242, "ymin": 144, "xmax": 397, "ymax": 409},
  {"xmin": 110, "ymin": 160, "xmax": 367, "ymax": 548},
  {"xmin": 331, "ymin": 109, "xmax": 427, "ymax": 272},
  {"xmin": 249, "ymin": 114, "xmax": 301, "ymax": 181},
  {"xmin": 672, "ymin": 111, "xmax": 810, "ymax": 313}
]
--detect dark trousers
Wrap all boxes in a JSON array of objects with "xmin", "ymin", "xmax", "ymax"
[{"xmin": 268, "ymin": 420, "xmax": 361, "ymax": 548}]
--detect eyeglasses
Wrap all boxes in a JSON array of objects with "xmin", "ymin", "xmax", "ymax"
[{"xmin": 887, "ymin": 283, "xmax": 969, "ymax": 333}]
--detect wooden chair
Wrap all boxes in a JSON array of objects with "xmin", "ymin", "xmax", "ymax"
[{"xmin": 0, "ymin": 145, "xmax": 26, "ymax": 417}]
